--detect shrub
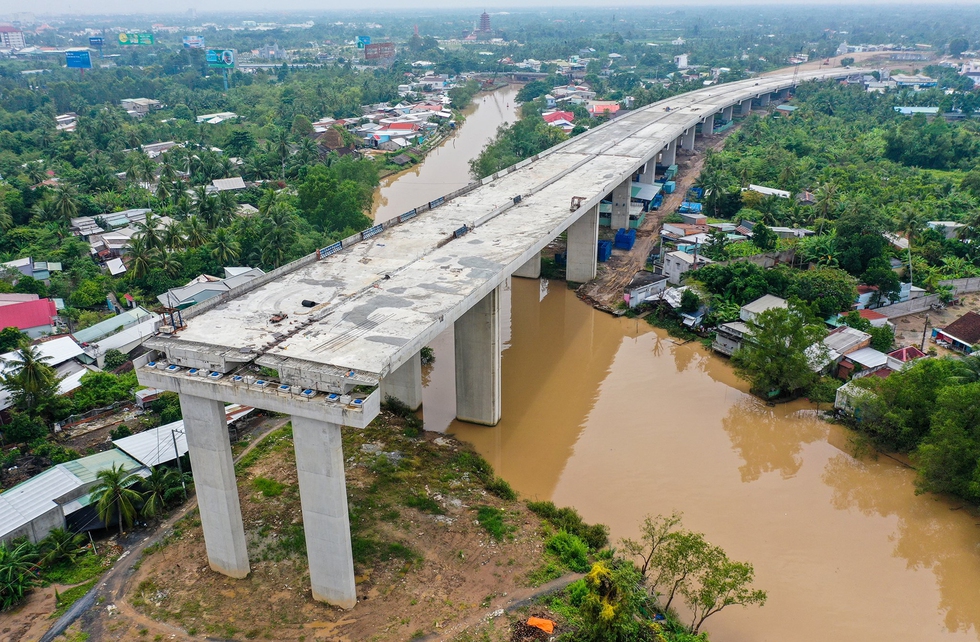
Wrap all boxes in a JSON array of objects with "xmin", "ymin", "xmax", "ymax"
[
  {"xmin": 567, "ymin": 578, "xmax": 589, "ymax": 606},
  {"xmin": 404, "ymin": 493, "xmax": 444, "ymax": 514},
  {"xmin": 103, "ymin": 349, "xmax": 128, "ymax": 370},
  {"xmin": 2, "ymin": 413, "xmax": 46, "ymax": 444},
  {"xmin": 110, "ymin": 425, "xmax": 132, "ymax": 440},
  {"xmin": 251, "ymin": 476, "xmax": 285, "ymax": 498},
  {"xmin": 485, "ymin": 477, "xmax": 517, "ymax": 500},
  {"xmin": 527, "ymin": 501, "xmax": 609, "ymax": 550},
  {"xmin": 546, "ymin": 530, "xmax": 590, "ymax": 572}
]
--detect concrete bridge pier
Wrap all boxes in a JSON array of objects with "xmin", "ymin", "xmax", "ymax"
[
  {"xmin": 701, "ymin": 113, "xmax": 715, "ymax": 137},
  {"xmin": 758, "ymin": 93, "xmax": 771, "ymax": 107},
  {"xmin": 380, "ymin": 351, "xmax": 423, "ymax": 410},
  {"xmin": 739, "ymin": 99, "xmax": 751, "ymax": 116},
  {"xmin": 660, "ymin": 139, "xmax": 677, "ymax": 167},
  {"xmin": 637, "ymin": 161, "xmax": 657, "ymax": 185},
  {"xmin": 513, "ymin": 252, "xmax": 541, "ymax": 279},
  {"xmin": 722, "ymin": 104, "xmax": 734, "ymax": 122},
  {"xmin": 180, "ymin": 394, "xmax": 250, "ymax": 579},
  {"xmin": 291, "ymin": 416, "xmax": 357, "ymax": 609},
  {"xmin": 778, "ymin": 88, "xmax": 791, "ymax": 100},
  {"xmin": 681, "ymin": 127, "xmax": 696, "ymax": 151},
  {"xmin": 610, "ymin": 179, "xmax": 631, "ymax": 230},
  {"xmin": 566, "ymin": 204, "xmax": 598, "ymax": 283},
  {"xmin": 455, "ymin": 286, "xmax": 501, "ymax": 426}
]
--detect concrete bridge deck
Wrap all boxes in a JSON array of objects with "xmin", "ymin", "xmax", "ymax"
[{"xmin": 147, "ymin": 68, "xmax": 858, "ymax": 390}]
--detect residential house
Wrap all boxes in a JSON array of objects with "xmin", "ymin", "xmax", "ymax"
[
  {"xmin": 926, "ymin": 221, "xmax": 966, "ymax": 240},
  {"xmin": 195, "ymin": 111, "xmax": 237, "ymax": 124},
  {"xmin": 890, "ymin": 74, "xmax": 937, "ymax": 88},
  {"xmin": 157, "ymin": 268, "xmax": 265, "ymax": 309},
  {"xmin": 810, "ymin": 325, "xmax": 872, "ymax": 372},
  {"xmin": 120, "ymin": 98, "xmax": 162, "ymax": 118},
  {"xmin": 662, "ymin": 250, "xmax": 712, "ymax": 285},
  {"xmin": 0, "ymin": 298, "xmax": 57, "ymax": 338},
  {"xmin": 712, "ymin": 321, "xmax": 752, "ymax": 356},
  {"xmin": 55, "ymin": 113, "xmax": 77, "ymax": 132},
  {"xmin": 740, "ymin": 294, "xmax": 788, "ymax": 323},
  {"xmin": 743, "ymin": 184, "xmax": 791, "ymax": 199},
  {"xmin": 210, "ymin": 177, "xmax": 247, "ymax": 193},
  {"xmin": 623, "ymin": 271, "xmax": 668, "ymax": 308},
  {"xmin": 857, "ymin": 308, "xmax": 890, "ymax": 328},
  {"xmin": 837, "ymin": 346, "xmax": 889, "ymax": 380},
  {"xmin": 886, "ymin": 346, "xmax": 926, "ymax": 371},
  {"xmin": 73, "ymin": 306, "xmax": 162, "ymax": 366},
  {"xmin": 587, "ymin": 100, "xmax": 621, "ymax": 117},
  {"xmin": 933, "ymin": 311, "xmax": 980, "ymax": 354},
  {"xmin": 2, "ymin": 257, "xmax": 62, "ymax": 282},
  {"xmin": 0, "ymin": 335, "xmax": 87, "ymax": 412}
]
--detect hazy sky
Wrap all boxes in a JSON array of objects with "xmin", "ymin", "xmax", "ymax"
[{"xmin": 1, "ymin": 0, "xmax": 971, "ymax": 16}]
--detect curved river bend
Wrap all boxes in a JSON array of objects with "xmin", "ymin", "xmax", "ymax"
[{"xmin": 374, "ymin": 91, "xmax": 980, "ymax": 641}]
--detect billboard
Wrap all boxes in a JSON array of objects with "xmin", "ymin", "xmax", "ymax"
[
  {"xmin": 356, "ymin": 35, "xmax": 371, "ymax": 49},
  {"xmin": 118, "ymin": 32, "xmax": 154, "ymax": 46},
  {"xmin": 182, "ymin": 36, "xmax": 204, "ymax": 49},
  {"xmin": 364, "ymin": 42, "xmax": 395, "ymax": 60},
  {"xmin": 206, "ymin": 48, "xmax": 236, "ymax": 69},
  {"xmin": 65, "ymin": 50, "xmax": 93, "ymax": 69},
  {"xmin": 89, "ymin": 37, "xmax": 104, "ymax": 47}
]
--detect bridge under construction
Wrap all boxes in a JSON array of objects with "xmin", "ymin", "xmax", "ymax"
[{"xmin": 137, "ymin": 68, "xmax": 861, "ymax": 609}]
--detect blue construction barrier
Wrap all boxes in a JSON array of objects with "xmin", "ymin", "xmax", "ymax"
[
  {"xmin": 597, "ymin": 240, "xmax": 613, "ymax": 262},
  {"xmin": 614, "ymin": 228, "xmax": 636, "ymax": 251}
]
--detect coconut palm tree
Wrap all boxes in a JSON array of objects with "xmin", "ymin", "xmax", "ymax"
[
  {"xmin": 25, "ymin": 161, "xmax": 46, "ymax": 186},
  {"xmin": 183, "ymin": 216, "xmax": 210, "ymax": 249},
  {"xmin": 210, "ymin": 228, "xmax": 241, "ymax": 265},
  {"xmin": 895, "ymin": 206, "xmax": 923, "ymax": 285},
  {"xmin": 141, "ymin": 467, "xmax": 189, "ymax": 516},
  {"xmin": 37, "ymin": 528, "xmax": 86, "ymax": 567},
  {"xmin": 259, "ymin": 203, "xmax": 297, "ymax": 268},
  {"xmin": 158, "ymin": 253, "xmax": 183, "ymax": 279},
  {"xmin": 0, "ymin": 540, "xmax": 39, "ymax": 610},
  {"xmin": 695, "ymin": 169, "xmax": 731, "ymax": 218},
  {"xmin": 272, "ymin": 127, "xmax": 290, "ymax": 181},
  {"xmin": 91, "ymin": 464, "xmax": 144, "ymax": 536},
  {"xmin": 1, "ymin": 345, "xmax": 58, "ymax": 413},
  {"xmin": 126, "ymin": 235, "xmax": 158, "ymax": 281},
  {"xmin": 51, "ymin": 184, "xmax": 80, "ymax": 223},
  {"xmin": 814, "ymin": 182, "xmax": 838, "ymax": 223},
  {"xmin": 134, "ymin": 212, "xmax": 163, "ymax": 251},
  {"xmin": 163, "ymin": 222, "xmax": 186, "ymax": 252}
]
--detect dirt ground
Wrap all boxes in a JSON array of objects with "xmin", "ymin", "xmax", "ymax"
[
  {"xmin": 75, "ymin": 413, "xmax": 559, "ymax": 642},
  {"xmin": 891, "ymin": 292, "xmax": 980, "ymax": 356},
  {"xmin": 577, "ymin": 124, "xmax": 742, "ymax": 310}
]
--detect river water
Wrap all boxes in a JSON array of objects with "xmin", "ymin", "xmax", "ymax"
[
  {"xmin": 371, "ymin": 85, "xmax": 521, "ymax": 223},
  {"xmin": 374, "ymin": 92, "xmax": 980, "ymax": 641}
]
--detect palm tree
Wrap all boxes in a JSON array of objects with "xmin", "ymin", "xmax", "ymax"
[
  {"xmin": 951, "ymin": 354, "xmax": 980, "ymax": 384},
  {"xmin": 158, "ymin": 253, "xmax": 183, "ymax": 279},
  {"xmin": 895, "ymin": 206, "xmax": 923, "ymax": 285},
  {"xmin": 134, "ymin": 212, "xmax": 163, "ymax": 251},
  {"xmin": 272, "ymin": 127, "xmax": 290, "ymax": 180},
  {"xmin": 695, "ymin": 170, "xmax": 730, "ymax": 218},
  {"xmin": 91, "ymin": 464, "xmax": 144, "ymax": 536},
  {"xmin": 0, "ymin": 540, "xmax": 39, "ymax": 610},
  {"xmin": 126, "ymin": 235, "xmax": 158, "ymax": 281},
  {"xmin": 0, "ymin": 204, "xmax": 13, "ymax": 231},
  {"xmin": 37, "ymin": 528, "xmax": 86, "ymax": 567},
  {"xmin": 25, "ymin": 161, "xmax": 46, "ymax": 186},
  {"xmin": 155, "ymin": 180, "xmax": 173, "ymax": 203},
  {"xmin": 259, "ymin": 203, "xmax": 297, "ymax": 268},
  {"xmin": 183, "ymin": 216, "xmax": 210, "ymax": 249},
  {"xmin": 209, "ymin": 228, "xmax": 241, "ymax": 265},
  {"xmin": 124, "ymin": 151, "xmax": 154, "ymax": 185},
  {"xmin": 814, "ymin": 182, "xmax": 838, "ymax": 224},
  {"xmin": 141, "ymin": 467, "xmax": 188, "ymax": 516},
  {"xmin": 163, "ymin": 222, "xmax": 186, "ymax": 252},
  {"xmin": 1, "ymin": 345, "xmax": 58, "ymax": 412},
  {"xmin": 51, "ymin": 184, "xmax": 80, "ymax": 223}
]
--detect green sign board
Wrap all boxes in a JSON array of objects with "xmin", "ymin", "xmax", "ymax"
[
  {"xmin": 206, "ymin": 49, "xmax": 236, "ymax": 69},
  {"xmin": 118, "ymin": 32, "xmax": 154, "ymax": 46}
]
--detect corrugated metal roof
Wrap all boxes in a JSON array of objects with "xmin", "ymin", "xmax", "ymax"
[
  {"xmin": 0, "ymin": 467, "xmax": 81, "ymax": 530},
  {"xmin": 73, "ymin": 307, "xmax": 153, "ymax": 344},
  {"xmin": 113, "ymin": 405, "xmax": 253, "ymax": 466},
  {"xmin": 61, "ymin": 450, "xmax": 142, "ymax": 485}
]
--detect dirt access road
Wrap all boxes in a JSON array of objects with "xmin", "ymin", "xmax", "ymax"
[{"xmin": 577, "ymin": 126, "xmax": 741, "ymax": 310}]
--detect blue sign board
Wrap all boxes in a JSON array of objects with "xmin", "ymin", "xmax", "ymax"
[
  {"xmin": 356, "ymin": 35, "xmax": 371, "ymax": 49},
  {"xmin": 66, "ymin": 50, "xmax": 93, "ymax": 69},
  {"xmin": 89, "ymin": 37, "xmax": 104, "ymax": 47}
]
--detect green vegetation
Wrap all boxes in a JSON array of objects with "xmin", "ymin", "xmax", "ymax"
[
  {"xmin": 51, "ymin": 579, "xmax": 97, "ymax": 618},
  {"xmin": 527, "ymin": 500, "xmax": 610, "ymax": 550},
  {"xmin": 475, "ymin": 505, "xmax": 511, "ymax": 541},
  {"xmin": 251, "ymin": 475, "xmax": 286, "ymax": 498}
]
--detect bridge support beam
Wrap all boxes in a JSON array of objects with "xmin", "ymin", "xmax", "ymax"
[
  {"xmin": 778, "ymin": 88, "xmax": 791, "ymax": 100},
  {"xmin": 637, "ymin": 161, "xmax": 657, "ymax": 185},
  {"xmin": 739, "ymin": 99, "xmax": 751, "ymax": 116},
  {"xmin": 455, "ymin": 286, "xmax": 501, "ymax": 426},
  {"xmin": 566, "ymin": 204, "xmax": 598, "ymax": 283},
  {"xmin": 722, "ymin": 105, "xmax": 734, "ymax": 122},
  {"xmin": 291, "ymin": 416, "xmax": 357, "ymax": 609},
  {"xmin": 681, "ymin": 128, "xmax": 696, "ymax": 151},
  {"xmin": 759, "ymin": 93, "xmax": 771, "ymax": 107},
  {"xmin": 660, "ymin": 140, "xmax": 677, "ymax": 167},
  {"xmin": 701, "ymin": 114, "xmax": 715, "ymax": 137},
  {"xmin": 180, "ymin": 394, "xmax": 250, "ymax": 579},
  {"xmin": 513, "ymin": 252, "xmax": 541, "ymax": 279},
  {"xmin": 380, "ymin": 351, "xmax": 423, "ymax": 411},
  {"xmin": 611, "ymin": 179, "xmax": 631, "ymax": 230}
]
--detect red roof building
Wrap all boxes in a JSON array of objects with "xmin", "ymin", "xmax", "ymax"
[
  {"xmin": 887, "ymin": 346, "xmax": 926, "ymax": 363},
  {"xmin": 0, "ymin": 299, "xmax": 57, "ymax": 338},
  {"xmin": 542, "ymin": 111, "xmax": 575, "ymax": 124}
]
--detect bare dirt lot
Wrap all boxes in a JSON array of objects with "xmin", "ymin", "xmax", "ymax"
[
  {"xmin": 78, "ymin": 411, "xmax": 561, "ymax": 642},
  {"xmin": 892, "ymin": 292, "xmax": 980, "ymax": 356}
]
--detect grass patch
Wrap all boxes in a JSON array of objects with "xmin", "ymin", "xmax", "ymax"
[
  {"xmin": 42, "ymin": 552, "xmax": 104, "ymax": 586},
  {"xmin": 546, "ymin": 531, "xmax": 590, "ymax": 572},
  {"xmin": 235, "ymin": 425, "xmax": 293, "ymax": 473},
  {"xmin": 485, "ymin": 476, "xmax": 516, "ymax": 500},
  {"xmin": 404, "ymin": 493, "xmax": 444, "ymax": 515},
  {"xmin": 252, "ymin": 476, "xmax": 286, "ymax": 498},
  {"xmin": 51, "ymin": 579, "xmax": 97, "ymax": 618},
  {"xmin": 476, "ymin": 506, "xmax": 512, "ymax": 541},
  {"xmin": 351, "ymin": 536, "xmax": 421, "ymax": 566},
  {"xmin": 527, "ymin": 501, "xmax": 609, "ymax": 550},
  {"xmin": 525, "ymin": 558, "xmax": 564, "ymax": 587}
]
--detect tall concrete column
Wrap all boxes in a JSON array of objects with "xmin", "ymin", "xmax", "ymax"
[
  {"xmin": 566, "ymin": 204, "xmax": 598, "ymax": 283},
  {"xmin": 638, "ymin": 163, "xmax": 657, "ymax": 185},
  {"xmin": 739, "ymin": 99, "xmax": 751, "ymax": 116},
  {"xmin": 661, "ymin": 139, "xmax": 677, "ymax": 167},
  {"xmin": 380, "ymin": 351, "xmax": 423, "ymax": 411},
  {"xmin": 513, "ymin": 252, "xmax": 541, "ymax": 279},
  {"xmin": 291, "ymin": 416, "xmax": 357, "ymax": 609},
  {"xmin": 180, "ymin": 394, "xmax": 250, "ymax": 579},
  {"xmin": 778, "ymin": 88, "xmax": 790, "ymax": 100},
  {"xmin": 701, "ymin": 114, "xmax": 715, "ymax": 137},
  {"xmin": 759, "ymin": 93, "xmax": 771, "ymax": 107},
  {"xmin": 455, "ymin": 286, "xmax": 501, "ymax": 426},
  {"xmin": 681, "ymin": 127, "xmax": 696, "ymax": 151},
  {"xmin": 610, "ymin": 179, "xmax": 631, "ymax": 230},
  {"xmin": 722, "ymin": 105, "xmax": 734, "ymax": 121}
]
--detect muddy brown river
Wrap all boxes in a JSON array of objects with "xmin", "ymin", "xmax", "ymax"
[
  {"xmin": 376, "ymin": 90, "xmax": 980, "ymax": 641},
  {"xmin": 371, "ymin": 85, "xmax": 521, "ymax": 224}
]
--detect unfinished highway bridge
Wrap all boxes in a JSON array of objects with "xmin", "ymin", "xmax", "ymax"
[{"xmin": 137, "ymin": 68, "xmax": 860, "ymax": 609}]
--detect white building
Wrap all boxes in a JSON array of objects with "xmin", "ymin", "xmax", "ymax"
[
  {"xmin": 662, "ymin": 250, "xmax": 711, "ymax": 285},
  {"xmin": 0, "ymin": 25, "xmax": 26, "ymax": 49}
]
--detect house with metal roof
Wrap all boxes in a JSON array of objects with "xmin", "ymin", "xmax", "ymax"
[
  {"xmin": 73, "ymin": 306, "xmax": 161, "ymax": 366},
  {"xmin": 933, "ymin": 311, "xmax": 980, "ymax": 354},
  {"xmin": 0, "ymin": 449, "xmax": 146, "ymax": 543},
  {"xmin": 156, "ymin": 268, "xmax": 265, "ymax": 309}
]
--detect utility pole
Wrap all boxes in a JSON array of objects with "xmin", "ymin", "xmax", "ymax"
[
  {"xmin": 921, "ymin": 313, "xmax": 930, "ymax": 352},
  {"xmin": 172, "ymin": 427, "xmax": 187, "ymax": 500}
]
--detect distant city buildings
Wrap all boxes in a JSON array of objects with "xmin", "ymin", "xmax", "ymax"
[{"xmin": 0, "ymin": 25, "xmax": 25, "ymax": 49}]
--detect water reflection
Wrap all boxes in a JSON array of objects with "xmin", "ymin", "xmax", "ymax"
[
  {"xmin": 722, "ymin": 399, "xmax": 827, "ymax": 482},
  {"xmin": 822, "ymin": 452, "xmax": 980, "ymax": 635}
]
